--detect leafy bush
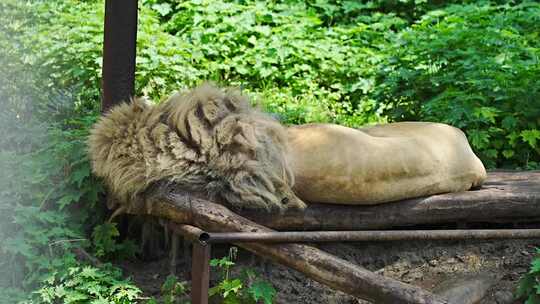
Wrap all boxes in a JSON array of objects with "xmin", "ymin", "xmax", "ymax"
[
  {"xmin": 143, "ymin": 0, "xmax": 392, "ymax": 126},
  {"xmin": 31, "ymin": 266, "xmax": 142, "ymax": 304},
  {"xmin": 0, "ymin": 1, "xmax": 139, "ymax": 302},
  {"xmin": 372, "ymin": 2, "xmax": 540, "ymax": 168},
  {"xmin": 92, "ymin": 223, "xmax": 138, "ymax": 261},
  {"xmin": 0, "ymin": 112, "xmax": 105, "ymax": 292}
]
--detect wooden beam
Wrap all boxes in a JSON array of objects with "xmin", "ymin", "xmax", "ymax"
[
  {"xmin": 239, "ymin": 171, "xmax": 540, "ymax": 230},
  {"xmin": 102, "ymin": 0, "xmax": 138, "ymax": 112}
]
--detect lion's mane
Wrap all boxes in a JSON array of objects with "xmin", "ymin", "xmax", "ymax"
[{"xmin": 88, "ymin": 84, "xmax": 305, "ymax": 212}]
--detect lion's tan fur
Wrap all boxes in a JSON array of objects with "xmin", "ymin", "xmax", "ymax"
[
  {"xmin": 288, "ymin": 122, "xmax": 487, "ymax": 205},
  {"xmin": 88, "ymin": 84, "xmax": 305, "ymax": 212}
]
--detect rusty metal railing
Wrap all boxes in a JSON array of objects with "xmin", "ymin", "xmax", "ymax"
[{"xmin": 169, "ymin": 223, "xmax": 540, "ymax": 304}]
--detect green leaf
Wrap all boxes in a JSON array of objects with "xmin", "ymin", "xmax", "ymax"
[
  {"xmin": 248, "ymin": 280, "xmax": 276, "ymax": 304},
  {"xmin": 473, "ymin": 107, "xmax": 499, "ymax": 123},
  {"xmin": 64, "ymin": 290, "xmax": 88, "ymax": 303},
  {"xmin": 70, "ymin": 163, "xmax": 90, "ymax": 187},
  {"xmin": 502, "ymin": 150, "xmax": 514, "ymax": 159},
  {"xmin": 501, "ymin": 116, "xmax": 518, "ymax": 130},
  {"xmin": 79, "ymin": 266, "xmax": 99, "ymax": 279},
  {"xmin": 57, "ymin": 192, "xmax": 83, "ymax": 209},
  {"xmin": 468, "ymin": 130, "xmax": 490, "ymax": 150},
  {"xmin": 223, "ymin": 295, "xmax": 241, "ymax": 304},
  {"xmin": 151, "ymin": 3, "xmax": 172, "ymax": 16},
  {"xmin": 220, "ymin": 279, "xmax": 242, "ymax": 298},
  {"xmin": 210, "ymin": 257, "xmax": 235, "ymax": 268},
  {"xmin": 530, "ymin": 259, "xmax": 540, "ymax": 274},
  {"xmin": 521, "ymin": 130, "xmax": 540, "ymax": 148}
]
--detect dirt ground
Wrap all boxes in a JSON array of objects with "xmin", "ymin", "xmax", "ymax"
[{"xmin": 119, "ymin": 235, "xmax": 539, "ymax": 304}]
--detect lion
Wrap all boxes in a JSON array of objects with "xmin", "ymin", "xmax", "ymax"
[
  {"xmin": 88, "ymin": 84, "xmax": 306, "ymax": 212},
  {"xmin": 89, "ymin": 83, "xmax": 486, "ymax": 212},
  {"xmin": 287, "ymin": 122, "xmax": 487, "ymax": 205}
]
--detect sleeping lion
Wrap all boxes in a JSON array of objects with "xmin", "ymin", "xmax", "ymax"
[{"xmin": 88, "ymin": 84, "xmax": 486, "ymax": 211}]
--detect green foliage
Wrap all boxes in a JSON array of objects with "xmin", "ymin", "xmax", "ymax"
[
  {"xmin": 0, "ymin": 1, "xmax": 140, "ymax": 303},
  {"xmin": 31, "ymin": 265, "xmax": 142, "ymax": 304},
  {"xmin": 517, "ymin": 248, "xmax": 540, "ymax": 304},
  {"xmin": 160, "ymin": 275, "xmax": 189, "ymax": 304},
  {"xmin": 372, "ymin": 2, "xmax": 540, "ymax": 168},
  {"xmin": 143, "ymin": 0, "xmax": 391, "ymax": 126},
  {"xmin": 0, "ymin": 111, "xmax": 140, "ymax": 303},
  {"xmin": 92, "ymin": 223, "xmax": 138, "ymax": 261},
  {"xmin": 0, "ymin": 113, "xmax": 105, "ymax": 294},
  {"xmin": 209, "ymin": 248, "xmax": 277, "ymax": 304}
]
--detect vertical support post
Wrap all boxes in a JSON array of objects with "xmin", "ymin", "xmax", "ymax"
[
  {"xmin": 169, "ymin": 233, "xmax": 179, "ymax": 275},
  {"xmin": 191, "ymin": 242, "xmax": 211, "ymax": 304},
  {"xmin": 102, "ymin": 0, "xmax": 138, "ymax": 113}
]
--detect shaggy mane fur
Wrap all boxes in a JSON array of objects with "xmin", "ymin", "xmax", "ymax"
[{"xmin": 88, "ymin": 84, "xmax": 305, "ymax": 212}]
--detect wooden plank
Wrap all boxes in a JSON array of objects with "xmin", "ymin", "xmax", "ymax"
[{"xmin": 238, "ymin": 171, "xmax": 540, "ymax": 230}]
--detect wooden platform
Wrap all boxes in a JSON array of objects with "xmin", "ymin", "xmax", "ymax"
[
  {"xmin": 239, "ymin": 171, "xmax": 540, "ymax": 230},
  {"xmin": 140, "ymin": 170, "xmax": 539, "ymax": 304}
]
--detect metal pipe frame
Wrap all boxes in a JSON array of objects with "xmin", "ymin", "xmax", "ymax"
[
  {"xmin": 191, "ymin": 242, "xmax": 211, "ymax": 304},
  {"xmin": 170, "ymin": 224, "xmax": 540, "ymax": 304},
  {"xmin": 194, "ymin": 228, "xmax": 540, "ymax": 245}
]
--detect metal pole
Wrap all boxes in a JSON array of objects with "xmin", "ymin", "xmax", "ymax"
[
  {"xmin": 191, "ymin": 242, "xmax": 210, "ymax": 304},
  {"xmin": 102, "ymin": 0, "xmax": 138, "ymax": 113},
  {"xmin": 169, "ymin": 224, "xmax": 540, "ymax": 244},
  {"xmin": 203, "ymin": 229, "xmax": 540, "ymax": 243}
]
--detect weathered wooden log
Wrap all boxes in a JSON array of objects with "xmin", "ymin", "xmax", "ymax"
[
  {"xmin": 434, "ymin": 274, "xmax": 495, "ymax": 304},
  {"xmin": 130, "ymin": 192, "xmax": 448, "ymax": 304},
  {"xmin": 239, "ymin": 171, "xmax": 540, "ymax": 230}
]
